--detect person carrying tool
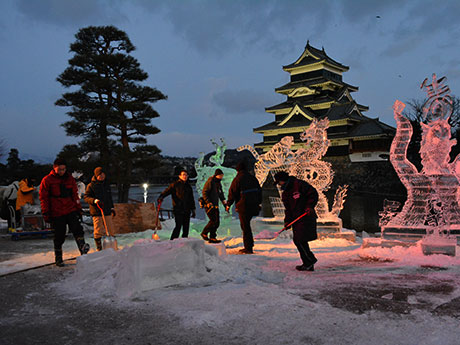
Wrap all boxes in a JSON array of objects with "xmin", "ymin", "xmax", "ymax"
[
  {"xmin": 39, "ymin": 158, "xmax": 89, "ymax": 267},
  {"xmin": 226, "ymin": 161, "xmax": 262, "ymax": 254},
  {"xmin": 201, "ymin": 168, "xmax": 227, "ymax": 243},
  {"xmin": 84, "ymin": 167, "xmax": 116, "ymax": 251},
  {"xmin": 273, "ymin": 171, "xmax": 319, "ymax": 271},
  {"xmin": 158, "ymin": 169, "xmax": 196, "ymax": 240}
]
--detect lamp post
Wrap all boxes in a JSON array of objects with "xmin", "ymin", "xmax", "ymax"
[{"xmin": 142, "ymin": 183, "xmax": 148, "ymax": 203}]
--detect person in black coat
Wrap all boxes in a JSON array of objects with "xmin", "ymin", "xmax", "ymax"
[
  {"xmin": 84, "ymin": 167, "xmax": 116, "ymax": 251},
  {"xmin": 226, "ymin": 161, "xmax": 262, "ymax": 254},
  {"xmin": 158, "ymin": 169, "xmax": 196, "ymax": 240},
  {"xmin": 201, "ymin": 168, "xmax": 226, "ymax": 243},
  {"xmin": 274, "ymin": 171, "xmax": 319, "ymax": 271}
]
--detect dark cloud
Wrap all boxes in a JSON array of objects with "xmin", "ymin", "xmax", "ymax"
[
  {"xmin": 135, "ymin": 0, "xmax": 334, "ymax": 56},
  {"xmin": 339, "ymin": 0, "xmax": 401, "ymax": 22},
  {"xmin": 409, "ymin": 0, "xmax": 460, "ymax": 36},
  {"xmin": 212, "ymin": 89, "xmax": 275, "ymax": 115},
  {"xmin": 15, "ymin": 0, "xmax": 127, "ymax": 28},
  {"xmin": 13, "ymin": 0, "xmax": 335, "ymax": 57},
  {"xmin": 381, "ymin": 34, "xmax": 421, "ymax": 58},
  {"xmin": 380, "ymin": 0, "xmax": 460, "ymax": 57}
]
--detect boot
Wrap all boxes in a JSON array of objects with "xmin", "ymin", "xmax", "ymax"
[
  {"xmin": 295, "ymin": 264, "xmax": 314, "ymax": 271},
  {"xmin": 75, "ymin": 237, "xmax": 90, "ymax": 255},
  {"xmin": 200, "ymin": 233, "xmax": 209, "ymax": 241},
  {"xmin": 239, "ymin": 248, "xmax": 254, "ymax": 254},
  {"xmin": 55, "ymin": 248, "xmax": 64, "ymax": 267},
  {"xmin": 94, "ymin": 237, "xmax": 102, "ymax": 251}
]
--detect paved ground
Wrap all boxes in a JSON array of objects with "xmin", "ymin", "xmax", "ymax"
[
  {"xmin": 0, "ymin": 262, "xmax": 215, "ymax": 345},
  {"xmin": 1, "ymin": 223, "xmax": 459, "ymax": 345},
  {"xmin": 1, "ymin": 257, "xmax": 459, "ymax": 345}
]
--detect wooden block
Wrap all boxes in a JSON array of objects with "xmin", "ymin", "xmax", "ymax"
[{"xmin": 111, "ymin": 203, "xmax": 161, "ymax": 234}]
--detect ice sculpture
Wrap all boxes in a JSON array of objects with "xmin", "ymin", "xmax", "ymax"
[
  {"xmin": 194, "ymin": 138, "xmax": 237, "ymax": 223},
  {"xmin": 237, "ymin": 136, "xmax": 295, "ymax": 186},
  {"xmin": 238, "ymin": 118, "xmax": 348, "ymax": 230},
  {"xmin": 292, "ymin": 118, "xmax": 348, "ymax": 224},
  {"xmin": 208, "ymin": 138, "xmax": 226, "ymax": 166},
  {"xmin": 381, "ymin": 74, "xmax": 460, "ymax": 245}
]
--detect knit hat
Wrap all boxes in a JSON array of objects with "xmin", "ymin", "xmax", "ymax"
[
  {"xmin": 236, "ymin": 161, "xmax": 247, "ymax": 172},
  {"xmin": 94, "ymin": 167, "xmax": 105, "ymax": 177},
  {"xmin": 53, "ymin": 157, "xmax": 67, "ymax": 167},
  {"xmin": 273, "ymin": 171, "xmax": 289, "ymax": 185},
  {"xmin": 214, "ymin": 168, "xmax": 224, "ymax": 176}
]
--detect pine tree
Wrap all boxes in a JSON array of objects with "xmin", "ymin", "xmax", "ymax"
[
  {"xmin": 56, "ymin": 26, "xmax": 167, "ymax": 202},
  {"xmin": 7, "ymin": 149, "xmax": 21, "ymax": 172}
]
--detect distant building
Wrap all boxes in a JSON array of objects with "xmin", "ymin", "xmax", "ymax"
[{"xmin": 254, "ymin": 41, "xmax": 395, "ymax": 162}]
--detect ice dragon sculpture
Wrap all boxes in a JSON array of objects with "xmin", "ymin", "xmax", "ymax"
[
  {"xmin": 238, "ymin": 118, "xmax": 347, "ymax": 226},
  {"xmin": 237, "ymin": 136, "xmax": 295, "ymax": 187},
  {"xmin": 293, "ymin": 118, "xmax": 348, "ymax": 222},
  {"xmin": 194, "ymin": 138, "xmax": 236, "ymax": 223},
  {"xmin": 381, "ymin": 74, "xmax": 460, "ymax": 240}
]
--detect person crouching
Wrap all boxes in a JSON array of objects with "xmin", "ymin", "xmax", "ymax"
[{"xmin": 84, "ymin": 167, "xmax": 116, "ymax": 251}]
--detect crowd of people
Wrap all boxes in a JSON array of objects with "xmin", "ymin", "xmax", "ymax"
[
  {"xmin": 158, "ymin": 160, "xmax": 319, "ymax": 271},
  {"xmin": 1, "ymin": 157, "xmax": 320, "ymax": 272}
]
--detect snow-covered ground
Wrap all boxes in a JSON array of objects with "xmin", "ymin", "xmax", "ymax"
[
  {"xmin": 53, "ymin": 219, "xmax": 460, "ymax": 344},
  {"xmin": 2, "ymin": 217, "xmax": 459, "ymax": 344}
]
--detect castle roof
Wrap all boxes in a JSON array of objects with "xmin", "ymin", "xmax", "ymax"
[
  {"xmin": 348, "ymin": 117, "xmax": 395, "ymax": 138},
  {"xmin": 320, "ymin": 101, "xmax": 364, "ymax": 121},
  {"xmin": 265, "ymin": 96, "xmax": 335, "ymax": 112},
  {"xmin": 283, "ymin": 41, "xmax": 349, "ymax": 71},
  {"xmin": 266, "ymin": 87, "xmax": 368, "ymax": 112},
  {"xmin": 275, "ymin": 76, "xmax": 358, "ymax": 93}
]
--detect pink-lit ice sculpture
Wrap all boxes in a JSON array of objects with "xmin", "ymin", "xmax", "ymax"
[
  {"xmin": 239, "ymin": 118, "xmax": 347, "ymax": 231},
  {"xmin": 237, "ymin": 136, "xmax": 295, "ymax": 187},
  {"xmin": 381, "ymin": 74, "xmax": 460, "ymax": 250},
  {"xmin": 291, "ymin": 118, "xmax": 348, "ymax": 226}
]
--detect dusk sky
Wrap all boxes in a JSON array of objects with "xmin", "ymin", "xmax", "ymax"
[{"xmin": 1, "ymin": 0, "xmax": 460, "ymax": 162}]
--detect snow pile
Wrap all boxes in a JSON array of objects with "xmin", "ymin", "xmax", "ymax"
[
  {"xmin": 47, "ymin": 222, "xmax": 460, "ymax": 344},
  {"xmin": 359, "ymin": 241, "xmax": 460, "ymax": 267},
  {"xmin": 67, "ymin": 228, "xmax": 288, "ymax": 300},
  {"xmin": 75, "ymin": 238, "xmax": 216, "ymax": 297}
]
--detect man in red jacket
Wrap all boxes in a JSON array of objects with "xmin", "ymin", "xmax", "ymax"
[{"xmin": 39, "ymin": 158, "xmax": 89, "ymax": 266}]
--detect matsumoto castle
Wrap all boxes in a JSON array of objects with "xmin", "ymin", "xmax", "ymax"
[{"xmin": 254, "ymin": 41, "xmax": 395, "ymax": 163}]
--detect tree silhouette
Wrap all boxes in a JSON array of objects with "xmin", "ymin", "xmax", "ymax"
[{"xmin": 56, "ymin": 26, "xmax": 167, "ymax": 202}]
